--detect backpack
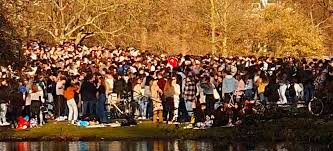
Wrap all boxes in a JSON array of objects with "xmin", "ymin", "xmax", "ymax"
[{"xmin": 19, "ymin": 85, "xmax": 27, "ymax": 94}]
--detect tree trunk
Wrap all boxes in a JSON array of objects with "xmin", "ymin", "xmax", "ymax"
[
  {"xmin": 222, "ymin": 36, "xmax": 227, "ymax": 56},
  {"xmin": 210, "ymin": 0, "xmax": 217, "ymax": 55},
  {"xmin": 222, "ymin": 1, "xmax": 228, "ymax": 56},
  {"xmin": 141, "ymin": 27, "xmax": 148, "ymax": 51}
]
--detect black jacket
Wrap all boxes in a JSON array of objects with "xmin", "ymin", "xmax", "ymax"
[
  {"xmin": 264, "ymin": 82, "xmax": 280, "ymax": 102},
  {"xmin": 80, "ymin": 81, "xmax": 97, "ymax": 102},
  {"xmin": 0, "ymin": 85, "xmax": 9, "ymax": 104},
  {"xmin": 113, "ymin": 79, "xmax": 133, "ymax": 99},
  {"xmin": 47, "ymin": 79, "xmax": 56, "ymax": 95}
]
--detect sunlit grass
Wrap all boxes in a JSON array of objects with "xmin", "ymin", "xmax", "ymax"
[{"xmin": 1, "ymin": 118, "xmax": 332, "ymax": 144}]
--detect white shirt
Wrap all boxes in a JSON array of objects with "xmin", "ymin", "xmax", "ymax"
[
  {"xmin": 56, "ymin": 81, "xmax": 64, "ymax": 95},
  {"xmin": 29, "ymin": 85, "xmax": 45, "ymax": 103},
  {"xmin": 173, "ymin": 84, "xmax": 180, "ymax": 100}
]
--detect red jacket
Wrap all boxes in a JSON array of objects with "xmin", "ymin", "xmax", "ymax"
[
  {"xmin": 168, "ymin": 57, "xmax": 178, "ymax": 68},
  {"xmin": 157, "ymin": 78, "xmax": 166, "ymax": 92}
]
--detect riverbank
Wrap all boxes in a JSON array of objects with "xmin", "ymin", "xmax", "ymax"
[{"xmin": 0, "ymin": 118, "xmax": 333, "ymax": 145}]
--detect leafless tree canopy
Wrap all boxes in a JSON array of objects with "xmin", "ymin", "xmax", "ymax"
[{"xmin": 1, "ymin": 0, "xmax": 332, "ymax": 56}]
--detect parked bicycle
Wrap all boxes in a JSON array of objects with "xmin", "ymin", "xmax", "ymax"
[{"xmin": 308, "ymin": 96, "xmax": 333, "ymax": 116}]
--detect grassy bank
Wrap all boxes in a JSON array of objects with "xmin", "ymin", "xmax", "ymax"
[{"xmin": 1, "ymin": 118, "xmax": 333, "ymax": 144}]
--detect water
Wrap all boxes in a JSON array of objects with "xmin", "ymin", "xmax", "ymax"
[{"xmin": 0, "ymin": 140, "xmax": 328, "ymax": 151}]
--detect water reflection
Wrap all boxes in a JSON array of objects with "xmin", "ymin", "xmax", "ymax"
[{"xmin": 0, "ymin": 140, "xmax": 328, "ymax": 151}]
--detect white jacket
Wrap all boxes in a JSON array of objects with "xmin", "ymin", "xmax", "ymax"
[
  {"xmin": 56, "ymin": 81, "xmax": 64, "ymax": 95},
  {"xmin": 173, "ymin": 84, "xmax": 180, "ymax": 100},
  {"xmin": 30, "ymin": 90, "xmax": 45, "ymax": 103}
]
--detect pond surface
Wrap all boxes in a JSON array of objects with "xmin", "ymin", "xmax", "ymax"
[{"xmin": 0, "ymin": 140, "xmax": 329, "ymax": 151}]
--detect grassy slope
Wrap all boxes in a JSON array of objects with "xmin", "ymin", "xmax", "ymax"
[{"xmin": 1, "ymin": 118, "xmax": 333, "ymax": 144}]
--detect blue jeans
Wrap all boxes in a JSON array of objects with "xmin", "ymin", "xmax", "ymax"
[
  {"xmin": 244, "ymin": 89, "xmax": 253, "ymax": 100},
  {"xmin": 83, "ymin": 101, "xmax": 96, "ymax": 115},
  {"xmin": 146, "ymin": 98, "xmax": 153, "ymax": 119},
  {"xmin": 259, "ymin": 93, "xmax": 267, "ymax": 105},
  {"xmin": 178, "ymin": 99, "xmax": 188, "ymax": 121},
  {"xmin": 138, "ymin": 97, "xmax": 148, "ymax": 118},
  {"xmin": 96, "ymin": 94, "xmax": 107, "ymax": 123},
  {"xmin": 185, "ymin": 101, "xmax": 193, "ymax": 117},
  {"xmin": 304, "ymin": 84, "xmax": 314, "ymax": 104}
]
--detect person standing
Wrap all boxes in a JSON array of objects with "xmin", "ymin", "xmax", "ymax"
[
  {"xmin": 80, "ymin": 74, "xmax": 98, "ymax": 115},
  {"xmin": 30, "ymin": 82, "xmax": 45, "ymax": 126},
  {"xmin": 64, "ymin": 79, "xmax": 79, "ymax": 124},
  {"xmin": 105, "ymin": 72, "xmax": 114, "ymax": 97},
  {"xmin": 325, "ymin": 62, "xmax": 333, "ymax": 100},
  {"xmin": 133, "ymin": 78, "xmax": 146, "ymax": 119},
  {"xmin": 163, "ymin": 78, "xmax": 175, "ymax": 122},
  {"xmin": 222, "ymin": 71, "xmax": 237, "ymax": 104},
  {"xmin": 221, "ymin": 71, "xmax": 237, "ymax": 126},
  {"xmin": 235, "ymin": 74, "xmax": 245, "ymax": 103},
  {"xmin": 144, "ymin": 76, "xmax": 153, "ymax": 119},
  {"xmin": 0, "ymin": 80, "xmax": 10, "ymax": 126},
  {"xmin": 157, "ymin": 73, "xmax": 167, "ymax": 120},
  {"xmin": 244, "ymin": 75, "xmax": 254, "ymax": 100},
  {"xmin": 151, "ymin": 79, "xmax": 163, "ymax": 124},
  {"xmin": 182, "ymin": 72, "xmax": 196, "ymax": 121},
  {"xmin": 55, "ymin": 76, "xmax": 66, "ymax": 120},
  {"xmin": 46, "ymin": 76, "xmax": 56, "ymax": 116},
  {"xmin": 265, "ymin": 76, "xmax": 280, "ymax": 103},
  {"xmin": 277, "ymin": 73, "xmax": 288, "ymax": 104},
  {"xmin": 256, "ymin": 74, "xmax": 268, "ymax": 105},
  {"xmin": 172, "ymin": 77, "xmax": 181, "ymax": 123},
  {"xmin": 96, "ymin": 77, "xmax": 107, "ymax": 123},
  {"xmin": 200, "ymin": 76, "xmax": 215, "ymax": 116}
]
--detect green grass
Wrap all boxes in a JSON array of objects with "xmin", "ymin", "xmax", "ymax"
[
  {"xmin": 0, "ymin": 121, "xmax": 238, "ymax": 141},
  {"xmin": 1, "ymin": 118, "xmax": 333, "ymax": 144}
]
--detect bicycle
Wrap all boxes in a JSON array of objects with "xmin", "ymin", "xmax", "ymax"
[{"xmin": 308, "ymin": 96, "xmax": 333, "ymax": 116}]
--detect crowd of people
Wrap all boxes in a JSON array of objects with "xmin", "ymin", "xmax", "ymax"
[{"xmin": 0, "ymin": 41, "xmax": 332, "ymax": 129}]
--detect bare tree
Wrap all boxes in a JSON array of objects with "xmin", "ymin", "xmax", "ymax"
[{"xmin": 3, "ymin": 0, "xmax": 127, "ymax": 45}]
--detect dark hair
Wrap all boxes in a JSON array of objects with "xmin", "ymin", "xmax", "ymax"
[
  {"xmin": 145, "ymin": 76, "xmax": 152, "ymax": 86},
  {"xmin": 85, "ymin": 74, "xmax": 93, "ymax": 81},
  {"xmin": 64, "ymin": 79, "xmax": 72, "ymax": 90}
]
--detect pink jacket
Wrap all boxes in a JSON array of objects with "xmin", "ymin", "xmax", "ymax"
[{"xmin": 236, "ymin": 79, "xmax": 245, "ymax": 98}]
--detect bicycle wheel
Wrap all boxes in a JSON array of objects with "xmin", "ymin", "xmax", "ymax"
[{"xmin": 308, "ymin": 98, "xmax": 324, "ymax": 116}]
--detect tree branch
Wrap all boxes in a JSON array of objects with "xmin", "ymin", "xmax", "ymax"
[
  {"xmin": 40, "ymin": 28, "xmax": 57, "ymax": 40},
  {"xmin": 315, "ymin": 15, "xmax": 333, "ymax": 27},
  {"xmin": 64, "ymin": 0, "xmax": 88, "ymax": 32},
  {"xmin": 64, "ymin": 12, "xmax": 108, "ymax": 37}
]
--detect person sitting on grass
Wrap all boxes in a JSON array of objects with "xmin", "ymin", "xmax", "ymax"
[{"xmin": 213, "ymin": 105, "xmax": 229, "ymax": 127}]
